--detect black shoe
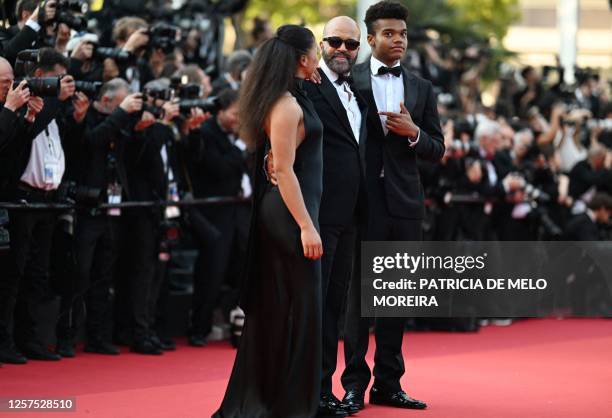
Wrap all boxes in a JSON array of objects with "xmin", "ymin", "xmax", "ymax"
[
  {"xmin": 321, "ymin": 394, "xmax": 359, "ymax": 415},
  {"xmin": 317, "ymin": 398, "xmax": 348, "ymax": 417},
  {"xmin": 188, "ymin": 334, "xmax": 207, "ymax": 347},
  {"xmin": 20, "ymin": 342, "xmax": 61, "ymax": 361},
  {"xmin": 342, "ymin": 390, "xmax": 365, "ymax": 411},
  {"xmin": 369, "ymin": 387, "xmax": 427, "ymax": 409},
  {"xmin": 55, "ymin": 340, "xmax": 76, "ymax": 358},
  {"xmin": 130, "ymin": 339, "xmax": 162, "ymax": 355},
  {"xmin": 0, "ymin": 345, "xmax": 28, "ymax": 364},
  {"xmin": 149, "ymin": 335, "xmax": 176, "ymax": 351},
  {"xmin": 84, "ymin": 340, "xmax": 120, "ymax": 355}
]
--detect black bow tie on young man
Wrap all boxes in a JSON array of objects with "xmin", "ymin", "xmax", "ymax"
[
  {"xmin": 377, "ymin": 66, "xmax": 402, "ymax": 77},
  {"xmin": 334, "ymin": 73, "xmax": 354, "ymax": 86}
]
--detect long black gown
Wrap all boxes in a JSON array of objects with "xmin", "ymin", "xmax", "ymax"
[{"xmin": 212, "ymin": 80, "xmax": 324, "ymax": 418}]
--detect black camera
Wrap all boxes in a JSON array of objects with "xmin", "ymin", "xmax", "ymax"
[
  {"xmin": 75, "ymin": 80, "xmax": 102, "ymax": 98},
  {"xmin": 13, "ymin": 77, "xmax": 60, "ymax": 97},
  {"xmin": 55, "ymin": 0, "xmax": 88, "ymax": 31},
  {"xmin": 93, "ymin": 45, "xmax": 134, "ymax": 64},
  {"xmin": 143, "ymin": 87, "xmax": 174, "ymax": 102},
  {"xmin": 146, "ymin": 23, "xmax": 181, "ymax": 54},
  {"xmin": 56, "ymin": 180, "xmax": 102, "ymax": 206},
  {"xmin": 14, "ymin": 49, "xmax": 40, "ymax": 76},
  {"xmin": 179, "ymin": 97, "xmax": 219, "ymax": 115}
]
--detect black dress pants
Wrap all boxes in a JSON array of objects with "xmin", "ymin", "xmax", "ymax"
[
  {"xmin": 56, "ymin": 214, "xmax": 119, "ymax": 343},
  {"xmin": 320, "ymin": 220, "xmax": 357, "ymax": 395},
  {"xmin": 342, "ymin": 180, "xmax": 422, "ymax": 393}
]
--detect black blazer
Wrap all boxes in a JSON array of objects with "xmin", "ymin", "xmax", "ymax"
[
  {"xmin": 190, "ymin": 117, "xmax": 248, "ymax": 199},
  {"xmin": 564, "ymin": 213, "xmax": 601, "ymax": 241},
  {"xmin": 352, "ymin": 59, "xmax": 445, "ymax": 220},
  {"xmin": 303, "ymin": 72, "xmax": 368, "ymax": 226}
]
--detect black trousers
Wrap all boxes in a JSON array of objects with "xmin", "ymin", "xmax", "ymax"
[
  {"xmin": 191, "ymin": 205, "xmax": 249, "ymax": 336},
  {"xmin": 123, "ymin": 209, "xmax": 160, "ymax": 342},
  {"xmin": 56, "ymin": 214, "xmax": 119, "ymax": 343},
  {"xmin": 342, "ymin": 181, "xmax": 422, "ymax": 394},
  {"xmin": 0, "ymin": 245, "xmax": 21, "ymax": 348},
  {"xmin": 7, "ymin": 208, "xmax": 57, "ymax": 347},
  {"xmin": 320, "ymin": 221, "xmax": 357, "ymax": 395}
]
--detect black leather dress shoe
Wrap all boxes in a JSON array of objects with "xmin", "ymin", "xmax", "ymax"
[
  {"xmin": 56, "ymin": 340, "xmax": 76, "ymax": 358},
  {"xmin": 316, "ymin": 398, "xmax": 348, "ymax": 417},
  {"xmin": 369, "ymin": 387, "xmax": 427, "ymax": 409},
  {"xmin": 188, "ymin": 334, "xmax": 207, "ymax": 347},
  {"xmin": 342, "ymin": 390, "xmax": 365, "ymax": 411},
  {"xmin": 149, "ymin": 335, "xmax": 176, "ymax": 351},
  {"xmin": 84, "ymin": 340, "xmax": 120, "ymax": 355},
  {"xmin": 130, "ymin": 339, "xmax": 162, "ymax": 355},
  {"xmin": 321, "ymin": 394, "xmax": 359, "ymax": 415},
  {"xmin": 0, "ymin": 345, "xmax": 28, "ymax": 364},
  {"xmin": 20, "ymin": 343, "xmax": 61, "ymax": 361}
]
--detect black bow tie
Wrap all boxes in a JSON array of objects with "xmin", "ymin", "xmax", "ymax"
[
  {"xmin": 334, "ymin": 73, "xmax": 354, "ymax": 86},
  {"xmin": 377, "ymin": 66, "xmax": 401, "ymax": 77}
]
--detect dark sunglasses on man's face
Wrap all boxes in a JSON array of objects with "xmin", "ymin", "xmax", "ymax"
[{"xmin": 323, "ymin": 37, "xmax": 360, "ymax": 51}]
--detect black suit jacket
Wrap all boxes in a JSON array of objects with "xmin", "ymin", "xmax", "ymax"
[
  {"xmin": 303, "ymin": 72, "xmax": 368, "ymax": 226},
  {"xmin": 190, "ymin": 117, "xmax": 248, "ymax": 200},
  {"xmin": 564, "ymin": 213, "xmax": 601, "ymax": 241},
  {"xmin": 352, "ymin": 59, "xmax": 445, "ymax": 220}
]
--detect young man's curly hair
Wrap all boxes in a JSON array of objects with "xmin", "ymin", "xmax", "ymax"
[{"xmin": 364, "ymin": 1, "xmax": 409, "ymax": 35}]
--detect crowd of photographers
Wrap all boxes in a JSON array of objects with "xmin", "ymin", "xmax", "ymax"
[
  {"xmin": 405, "ymin": 35, "xmax": 612, "ymax": 242},
  {"xmin": 0, "ymin": 0, "xmax": 256, "ymax": 365},
  {"xmin": 0, "ymin": 0, "xmax": 610, "ymax": 365}
]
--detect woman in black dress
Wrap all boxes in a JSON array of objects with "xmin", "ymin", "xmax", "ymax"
[{"xmin": 212, "ymin": 25, "xmax": 324, "ymax": 418}]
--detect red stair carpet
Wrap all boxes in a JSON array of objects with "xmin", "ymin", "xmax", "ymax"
[{"xmin": 1, "ymin": 319, "xmax": 611, "ymax": 417}]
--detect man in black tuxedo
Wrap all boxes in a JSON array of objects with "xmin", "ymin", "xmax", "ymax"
[
  {"xmin": 308, "ymin": 16, "xmax": 368, "ymax": 418},
  {"xmin": 341, "ymin": 0, "xmax": 445, "ymax": 411}
]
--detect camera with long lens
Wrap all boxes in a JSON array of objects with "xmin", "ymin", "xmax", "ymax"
[
  {"xmin": 92, "ymin": 44, "xmax": 134, "ymax": 64},
  {"xmin": 75, "ymin": 80, "xmax": 102, "ymax": 98},
  {"xmin": 56, "ymin": 180, "xmax": 102, "ymax": 206},
  {"xmin": 14, "ymin": 77, "xmax": 60, "ymax": 97},
  {"xmin": 14, "ymin": 49, "xmax": 61, "ymax": 97},
  {"xmin": 54, "ymin": 0, "xmax": 88, "ymax": 31},
  {"xmin": 146, "ymin": 23, "xmax": 181, "ymax": 54},
  {"xmin": 140, "ymin": 90, "xmax": 166, "ymax": 119},
  {"xmin": 178, "ymin": 97, "xmax": 219, "ymax": 115},
  {"xmin": 14, "ymin": 50, "xmax": 39, "ymax": 76}
]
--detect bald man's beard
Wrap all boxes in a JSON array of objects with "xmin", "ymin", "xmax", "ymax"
[{"xmin": 322, "ymin": 50, "xmax": 355, "ymax": 76}]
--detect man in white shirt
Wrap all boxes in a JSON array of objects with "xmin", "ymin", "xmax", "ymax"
[
  {"xmin": 7, "ymin": 47, "xmax": 89, "ymax": 362},
  {"xmin": 343, "ymin": 0, "xmax": 445, "ymax": 411}
]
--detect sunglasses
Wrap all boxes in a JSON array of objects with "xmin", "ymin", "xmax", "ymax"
[{"xmin": 323, "ymin": 37, "xmax": 360, "ymax": 51}]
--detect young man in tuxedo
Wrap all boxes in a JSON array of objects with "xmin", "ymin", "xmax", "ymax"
[{"xmin": 341, "ymin": 0, "xmax": 445, "ymax": 411}]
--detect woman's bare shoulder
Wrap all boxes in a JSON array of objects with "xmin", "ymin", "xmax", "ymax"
[{"xmin": 269, "ymin": 94, "xmax": 302, "ymax": 123}]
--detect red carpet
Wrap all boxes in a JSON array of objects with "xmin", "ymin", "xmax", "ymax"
[{"xmin": 1, "ymin": 319, "xmax": 611, "ymax": 417}]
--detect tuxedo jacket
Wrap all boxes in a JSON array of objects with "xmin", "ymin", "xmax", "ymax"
[
  {"xmin": 304, "ymin": 72, "xmax": 368, "ymax": 226},
  {"xmin": 352, "ymin": 59, "xmax": 445, "ymax": 220}
]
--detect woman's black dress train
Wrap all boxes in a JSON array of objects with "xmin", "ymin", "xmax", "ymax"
[{"xmin": 212, "ymin": 81, "xmax": 324, "ymax": 418}]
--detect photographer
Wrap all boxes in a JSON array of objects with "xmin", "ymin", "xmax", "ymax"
[
  {"xmin": 188, "ymin": 88, "xmax": 250, "ymax": 347},
  {"xmin": 55, "ymin": 78, "xmax": 144, "ymax": 358},
  {"xmin": 116, "ymin": 79, "xmax": 187, "ymax": 354},
  {"xmin": 0, "ymin": 0, "xmax": 56, "ymax": 65},
  {"xmin": 568, "ymin": 144, "xmax": 612, "ymax": 213},
  {"xmin": 0, "ymin": 56, "xmax": 42, "ymax": 365},
  {"xmin": 5, "ymin": 47, "xmax": 90, "ymax": 361}
]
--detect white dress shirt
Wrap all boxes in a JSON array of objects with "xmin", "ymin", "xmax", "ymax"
[
  {"xmin": 20, "ymin": 119, "xmax": 65, "ymax": 190},
  {"xmin": 319, "ymin": 58, "xmax": 362, "ymax": 143},
  {"xmin": 370, "ymin": 56, "xmax": 420, "ymax": 145}
]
